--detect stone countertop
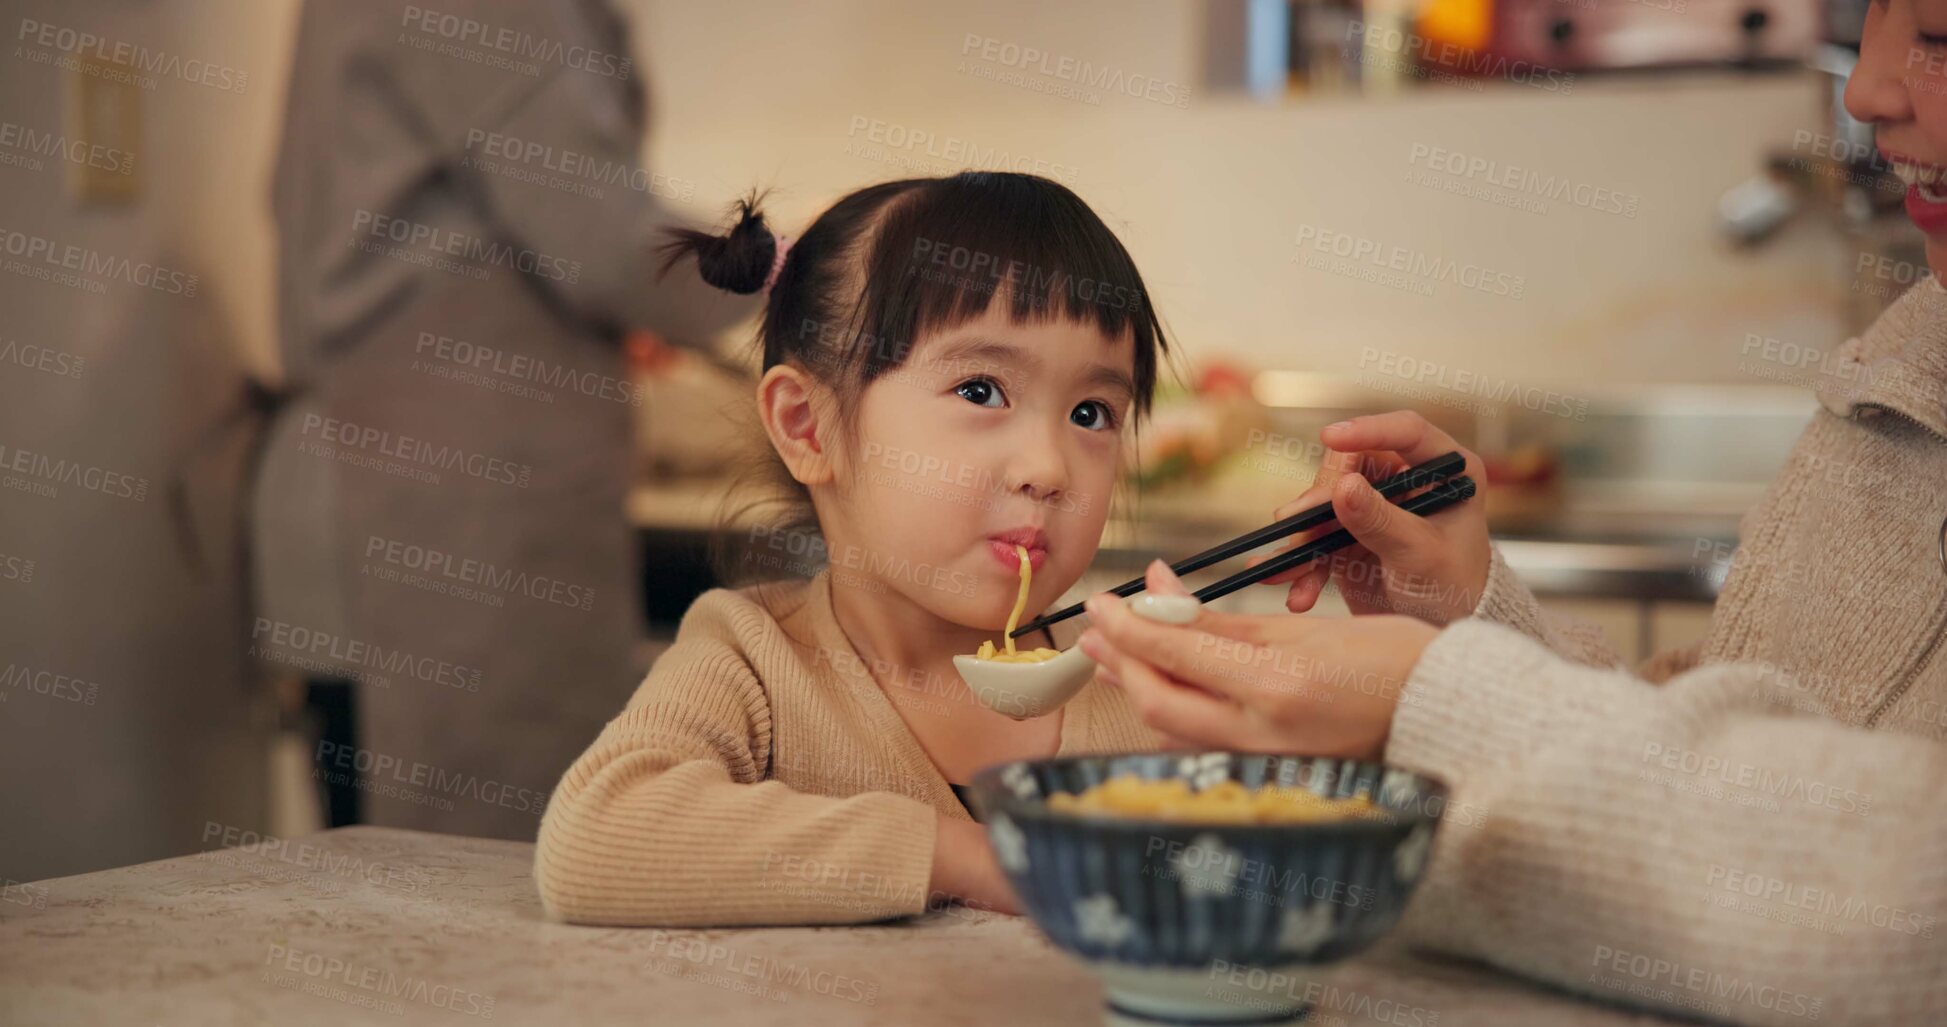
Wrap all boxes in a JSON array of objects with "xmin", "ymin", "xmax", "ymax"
[{"xmin": 0, "ymin": 826, "xmax": 1682, "ymax": 1026}]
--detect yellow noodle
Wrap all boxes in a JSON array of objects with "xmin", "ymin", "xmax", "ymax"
[
  {"xmin": 1004, "ymin": 543, "xmax": 1028, "ymax": 655},
  {"xmin": 1046, "ymin": 773, "xmax": 1382, "ymax": 824},
  {"xmin": 972, "ymin": 543, "xmax": 1060, "ymax": 663}
]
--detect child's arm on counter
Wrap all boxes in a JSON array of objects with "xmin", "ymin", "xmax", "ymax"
[
  {"xmin": 931, "ymin": 816, "xmax": 1020, "ymax": 916},
  {"xmin": 535, "ymin": 589, "xmax": 977, "ymax": 927}
]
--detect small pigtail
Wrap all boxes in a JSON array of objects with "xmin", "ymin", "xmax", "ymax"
[{"xmin": 658, "ymin": 193, "xmax": 776, "ymax": 295}]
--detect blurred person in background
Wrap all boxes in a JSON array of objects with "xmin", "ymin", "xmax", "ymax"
[{"xmin": 261, "ymin": 0, "xmax": 747, "ymax": 839}]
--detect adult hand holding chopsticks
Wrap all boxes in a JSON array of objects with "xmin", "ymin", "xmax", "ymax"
[
  {"xmin": 1259, "ymin": 411, "xmax": 1493, "ymax": 625},
  {"xmin": 1077, "ymin": 560, "xmax": 1438, "ymax": 757}
]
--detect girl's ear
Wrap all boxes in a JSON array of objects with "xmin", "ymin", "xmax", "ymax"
[{"xmin": 756, "ymin": 364, "xmax": 838, "ymax": 486}]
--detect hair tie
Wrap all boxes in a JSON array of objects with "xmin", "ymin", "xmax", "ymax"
[{"xmin": 763, "ymin": 232, "xmax": 794, "ymax": 294}]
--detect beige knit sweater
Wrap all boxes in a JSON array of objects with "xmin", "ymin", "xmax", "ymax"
[
  {"xmin": 1388, "ymin": 279, "xmax": 1947, "ymax": 1025},
  {"xmin": 533, "ymin": 569, "xmax": 1159, "ymax": 927}
]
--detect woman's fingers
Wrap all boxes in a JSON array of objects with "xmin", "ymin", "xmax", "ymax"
[
  {"xmin": 1143, "ymin": 558, "xmax": 1193, "ymax": 597},
  {"xmin": 1252, "ymin": 482, "xmax": 1337, "ymax": 585},
  {"xmin": 1081, "ymin": 594, "xmax": 1292, "ymax": 702},
  {"xmin": 1095, "ymin": 639, "xmax": 1260, "ymax": 748},
  {"xmin": 1272, "ymin": 480, "xmax": 1337, "ymax": 523},
  {"xmin": 1321, "ymin": 411, "xmax": 1472, "ymax": 470},
  {"xmin": 1283, "ymin": 564, "xmax": 1328, "ymax": 612},
  {"xmin": 1246, "ymin": 554, "xmax": 1314, "ymax": 587},
  {"xmin": 1328, "ymin": 473, "xmax": 1449, "ymax": 569}
]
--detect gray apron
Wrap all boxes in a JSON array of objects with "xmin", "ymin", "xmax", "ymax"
[{"xmin": 262, "ymin": 0, "xmax": 748, "ymax": 838}]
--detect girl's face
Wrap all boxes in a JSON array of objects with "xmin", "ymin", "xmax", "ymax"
[
  {"xmin": 1851, "ymin": 0, "xmax": 1947, "ymax": 273},
  {"xmin": 826, "ymin": 305, "xmax": 1135, "ymax": 634}
]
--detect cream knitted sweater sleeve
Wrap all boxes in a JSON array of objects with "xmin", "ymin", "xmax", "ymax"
[
  {"xmin": 1386, "ymin": 619, "xmax": 1945, "ymax": 1026},
  {"xmin": 1469, "ymin": 544, "xmax": 1626, "ymax": 669},
  {"xmin": 532, "ymin": 588, "xmax": 939, "ymax": 927}
]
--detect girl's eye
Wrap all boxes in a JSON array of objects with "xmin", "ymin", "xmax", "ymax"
[
  {"xmin": 1071, "ymin": 400, "xmax": 1119, "ymax": 432},
  {"xmin": 955, "ymin": 377, "xmax": 1006, "ymax": 408},
  {"xmin": 1924, "ymin": 32, "xmax": 1947, "ymax": 48}
]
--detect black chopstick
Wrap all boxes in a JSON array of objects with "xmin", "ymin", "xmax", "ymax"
[
  {"xmin": 1180, "ymin": 475, "xmax": 1476, "ymax": 606},
  {"xmin": 1009, "ymin": 452, "xmax": 1469, "ymax": 639}
]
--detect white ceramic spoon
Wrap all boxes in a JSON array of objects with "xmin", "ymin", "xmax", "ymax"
[{"xmin": 953, "ymin": 593, "xmax": 1203, "ymax": 721}]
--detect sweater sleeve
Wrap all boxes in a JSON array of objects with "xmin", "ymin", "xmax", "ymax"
[
  {"xmin": 533, "ymin": 590, "xmax": 940, "ymax": 927},
  {"xmin": 1384, "ymin": 619, "xmax": 1945, "ymax": 1026},
  {"xmin": 1468, "ymin": 544, "xmax": 1625, "ymax": 669}
]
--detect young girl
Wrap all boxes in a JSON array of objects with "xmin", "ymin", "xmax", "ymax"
[{"xmin": 534, "ymin": 172, "xmax": 1174, "ymax": 926}]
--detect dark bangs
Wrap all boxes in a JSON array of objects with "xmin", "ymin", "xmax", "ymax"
[{"xmin": 764, "ymin": 172, "xmax": 1169, "ymax": 419}]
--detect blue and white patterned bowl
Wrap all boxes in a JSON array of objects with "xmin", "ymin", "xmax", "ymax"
[{"xmin": 968, "ymin": 752, "xmax": 1446, "ymax": 1027}]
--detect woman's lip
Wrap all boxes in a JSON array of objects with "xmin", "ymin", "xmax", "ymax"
[
  {"xmin": 1878, "ymin": 147, "xmax": 1942, "ymax": 168},
  {"xmin": 1905, "ymin": 183, "xmax": 1947, "ymax": 236},
  {"xmin": 987, "ymin": 539, "xmax": 1047, "ymax": 572}
]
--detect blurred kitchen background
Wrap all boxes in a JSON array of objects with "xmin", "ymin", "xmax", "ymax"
[{"xmin": 0, "ymin": 0, "xmax": 1913, "ymax": 881}]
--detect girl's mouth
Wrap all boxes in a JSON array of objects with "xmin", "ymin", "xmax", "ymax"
[{"xmin": 986, "ymin": 539, "xmax": 1048, "ymax": 572}]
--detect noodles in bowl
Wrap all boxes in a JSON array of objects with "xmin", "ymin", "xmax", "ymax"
[
  {"xmin": 966, "ymin": 753, "xmax": 1448, "ymax": 1025},
  {"xmin": 1046, "ymin": 774, "xmax": 1384, "ymax": 825}
]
